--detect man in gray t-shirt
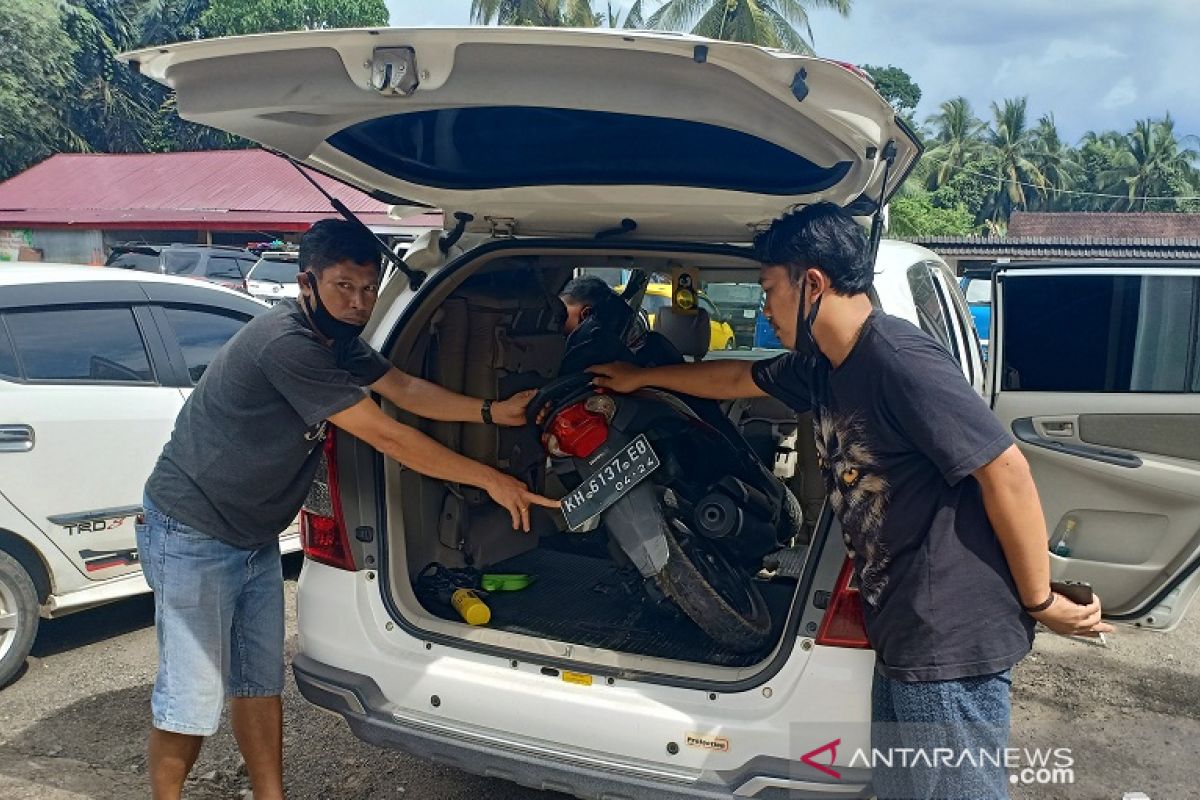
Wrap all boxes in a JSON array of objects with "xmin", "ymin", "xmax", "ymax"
[{"xmin": 138, "ymin": 219, "xmax": 556, "ymax": 800}]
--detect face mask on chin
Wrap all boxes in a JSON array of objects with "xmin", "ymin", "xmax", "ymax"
[{"xmin": 302, "ymin": 270, "xmax": 366, "ymax": 344}]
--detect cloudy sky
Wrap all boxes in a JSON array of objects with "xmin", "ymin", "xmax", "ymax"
[{"xmin": 384, "ymin": 0, "xmax": 1198, "ymax": 143}]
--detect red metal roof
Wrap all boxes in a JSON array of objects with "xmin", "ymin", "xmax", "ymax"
[
  {"xmin": 1009, "ymin": 211, "xmax": 1200, "ymax": 239},
  {"xmin": 0, "ymin": 151, "xmax": 438, "ymax": 231}
]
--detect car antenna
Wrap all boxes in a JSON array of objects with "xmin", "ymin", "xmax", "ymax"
[
  {"xmin": 866, "ymin": 140, "xmax": 897, "ymax": 264},
  {"xmin": 272, "ymin": 149, "xmax": 427, "ymax": 291}
]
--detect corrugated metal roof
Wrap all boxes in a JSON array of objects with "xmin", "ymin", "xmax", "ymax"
[
  {"xmin": 905, "ymin": 235, "xmax": 1200, "ymax": 260},
  {"xmin": 0, "ymin": 151, "xmax": 430, "ymax": 230},
  {"xmin": 1009, "ymin": 211, "xmax": 1200, "ymax": 238}
]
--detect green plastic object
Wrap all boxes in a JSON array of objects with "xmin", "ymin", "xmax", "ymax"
[{"xmin": 480, "ymin": 573, "xmax": 535, "ymax": 592}]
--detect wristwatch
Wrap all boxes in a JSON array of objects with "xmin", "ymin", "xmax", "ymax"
[{"xmin": 481, "ymin": 398, "xmax": 494, "ymax": 425}]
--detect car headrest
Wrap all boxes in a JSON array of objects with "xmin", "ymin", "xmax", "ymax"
[{"xmin": 651, "ymin": 306, "xmax": 710, "ymax": 359}]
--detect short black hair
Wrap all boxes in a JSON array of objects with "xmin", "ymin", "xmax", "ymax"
[
  {"xmin": 753, "ymin": 202, "xmax": 872, "ymax": 294},
  {"xmin": 299, "ymin": 219, "xmax": 383, "ymax": 275},
  {"xmin": 560, "ymin": 274, "xmax": 615, "ymax": 307}
]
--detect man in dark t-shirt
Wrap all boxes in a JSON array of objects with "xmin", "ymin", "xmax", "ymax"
[
  {"xmin": 591, "ymin": 204, "xmax": 1112, "ymax": 799},
  {"xmin": 139, "ymin": 220, "xmax": 556, "ymax": 800}
]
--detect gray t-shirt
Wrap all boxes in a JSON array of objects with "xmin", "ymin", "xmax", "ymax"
[{"xmin": 146, "ymin": 300, "xmax": 390, "ymax": 548}]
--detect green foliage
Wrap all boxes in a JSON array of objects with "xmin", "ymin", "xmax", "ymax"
[
  {"xmin": 861, "ymin": 64, "xmax": 921, "ymax": 118},
  {"xmin": 470, "ymin": 0, "xmax": 599, "ymax": 27},
  {"xmin": 200, "ymin": 0, "xmax": 387, "ymax": 36},
  {"xmin": 889, "ymin": 191, "xmax": 976, "ymax": 237},
  {"xmin": 0, "ymin": 0, "xmax": 81, "ymax": 178},
  {"xmin": 645, "ymin": 0, "xmax": 851, "ymax": 55}
]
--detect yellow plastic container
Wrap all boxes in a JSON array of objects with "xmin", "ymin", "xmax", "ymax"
[{"xmin": 451, "ymin": 589, "xmax": 491, "ymax": 626}]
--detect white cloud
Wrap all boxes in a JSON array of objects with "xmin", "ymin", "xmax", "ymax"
[{"xmin": 1100, "ymin": 76, "xmax": 1138, "ymax": 110}]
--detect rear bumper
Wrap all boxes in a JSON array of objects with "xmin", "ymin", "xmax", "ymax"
[{"xmin": 293, "ymin": 653, "xmax": 871, "ymax": 800}]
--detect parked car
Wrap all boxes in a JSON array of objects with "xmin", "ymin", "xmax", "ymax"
[
  {"xmin": 244, "ymin": 251, "xmax": 301, "ymax": 305},
  {"xmin": 106, "ymin": 243, "xmax": 259, "ymax": 293},
  {"xmin": 0, "ymin": 265, "xmax": 299, "ymax": 688},
  {"xmin": 702, "ymin": 281, "xmax": 763, "ymax": 346},
  {"xmin": 624, "ymin": 282, "xmax": 737, "ymax": 351},
  {"xmin": 960, "ymin": 267, "xmax": 993, "ymax": 360},
  {"xmin": 125, "ymin": 27, "xmax": 1199, "ymax": 800}
]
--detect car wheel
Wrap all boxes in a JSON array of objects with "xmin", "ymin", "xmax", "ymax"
[{"xmin": 0, "ymin": 551, "xmax": 39, "ymax": 689}]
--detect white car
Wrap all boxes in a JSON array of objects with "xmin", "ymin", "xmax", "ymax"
[
  {"xmin": 0, "ymin": 265, "xmax": 299, "ymax": 688},
  {"xmin": 244, "ymin": 251, "xmax": 301, "ymax": 305},
  {"xmin": 126, "ymin": 27, "xmax": 1200, "ymax": 799}
]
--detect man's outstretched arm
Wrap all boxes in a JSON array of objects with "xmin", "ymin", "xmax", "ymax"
[{"xmin": 588, "ymin": 360, "xmax": 766, "ymax": 400}]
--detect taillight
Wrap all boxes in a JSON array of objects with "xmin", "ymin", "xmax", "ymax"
[
  {"xmin": 544, "ymin": 399, "xmax": 609, "ymax": 459},
  {"xmin": 831, "ymin": 60, "xmax": 874, "ymax": 84},
  {"xmin": 300, "ymin": 429, "xmax": 356, "ymax": 570},
  {"xmin": 815, "ymin": 557, "xmax": 871, "ymax": 648}
]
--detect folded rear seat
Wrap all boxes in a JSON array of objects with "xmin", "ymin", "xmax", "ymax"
[{"xmin": 419, "ymin": 269, "xmax": 567, "ymax": 568}]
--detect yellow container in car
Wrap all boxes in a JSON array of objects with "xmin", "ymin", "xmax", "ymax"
[{"xmin": 451, "ymin": 589, "xmax": 491, "ymax": 626}]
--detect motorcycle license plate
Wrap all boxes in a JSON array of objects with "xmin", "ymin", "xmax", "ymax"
[{"xmin": 561, "ymin": 435, "xmax": 660, "ymax": 532}]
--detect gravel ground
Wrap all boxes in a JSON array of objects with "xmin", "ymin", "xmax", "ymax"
[{"xmin": 0, "ymin": 555, "xmax": 1196, "ymax": 799}]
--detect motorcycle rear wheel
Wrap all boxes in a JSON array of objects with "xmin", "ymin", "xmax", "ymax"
[{"xmin": 654, "ymin": 521, "xmax": 773, "ymax": 654}]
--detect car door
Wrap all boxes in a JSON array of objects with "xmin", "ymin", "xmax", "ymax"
[
  {"xmin": 0, "ymin": 285, "xmax": 183, "ymax": 580},
  {"xmin": 990, "ymin": 263, "xmax": 1200, "ymax": 629}
]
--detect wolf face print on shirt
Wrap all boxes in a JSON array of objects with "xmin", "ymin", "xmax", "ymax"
[{"xmin": 814, "ymin": 411, "xmax": 892, "ymax": 606}]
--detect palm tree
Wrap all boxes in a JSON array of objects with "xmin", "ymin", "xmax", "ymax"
[
  {"xmin": 1028, "ymin": 113, "xmax": 1078, "ymax": 211},
  {"xmin": 1098, "ymin": 115, "xmax": 1200, "ymax": 211},
  {"xmin": 922, "ymin": 97, "xmax": 985, "ymax": 191},
  {"xmin": 598, "ymin": 0, "xmax": 646, "ymax": 27},
  {"xmin": 471, "ymin": 0, "xmax": 599, "ymax": 26},
  {"xmin": 978, "ymin": 97, "xmax": 1047, "ymax": 225},
  {"xmin": 645, "ymin": 0, "xmax": 851, "ymax": 54}
]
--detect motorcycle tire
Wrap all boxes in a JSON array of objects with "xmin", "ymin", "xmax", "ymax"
[{"xmin": 653, "ymin": 521, "xmax": 773, "ymax": 654}]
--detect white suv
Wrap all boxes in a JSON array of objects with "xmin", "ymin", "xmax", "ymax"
[
  {"xmin": 127, "ymin": 27, "xmax": 1200, "ymax": 798},
  {"xmin": 0, "ymin": 265, "xmax": 298, "ymax": 687}
]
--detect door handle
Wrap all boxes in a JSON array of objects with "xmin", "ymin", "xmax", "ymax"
[
  {"xmin": 0, "ymin": 425, "xmax": 35, "ymax": 453},
  {"xmin": 1041, "ymin": 420, "xmax": 1075, "ymax": 437}
]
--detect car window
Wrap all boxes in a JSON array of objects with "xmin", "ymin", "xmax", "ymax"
[
  {"xmin": 205, "ymin": 255, "xmax": 248, "ymax": 279},
  {"xmin": 964, "ymin": 278, "xmax": 991, "ymax": 304},
  {"xmin": 163, "ymin": 307, "xmax": 251, "ymax": 384},
  {"xmin": 0, "ymin": 320, "xmax": 19, "ymax": 379},
  {"xmin": 249, "ymin": 259, "xmax": 300, "ymax": 284},
  {"xmin": 906, "ymin": 262, "xmax": 956, "ymax": 353},
  {"xmin": 5, "ymin": 307, "xmax": 154, "ymax": 383},
  {"xmin": 704, "ymin": 283, "xmax": 763, "ymax": 307},
  {"xmin": 1002, "ymin": 273, "xmax": 1200, "ymax": 393},
  {"xmin": 698, "ymin": 296, "xmax": 719, "ymax": 318},
  {"xmin": 107, "ymin": 250, "xmax": 161, "ymax": 272},
  {"xmin": 164, "ymin": 250, "xmax": 202, "ymax": 275},
  {"xmin": 641, "ymin": 294, "xmax": 671, "ymax": 313}
]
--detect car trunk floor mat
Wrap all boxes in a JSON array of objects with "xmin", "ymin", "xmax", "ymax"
[{"xmin": 418, "ymin": 547, "xmax": 796, "ymax": 667}]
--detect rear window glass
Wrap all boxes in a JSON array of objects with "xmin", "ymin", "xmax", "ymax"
[
  {"xmin": 107, "ymin": 251, "xmax": 161, "ymax": 272},
  {"xmin": 205, "ymin": 255, "xmax": 248, "ymax": 278},
  {"xmin": 250, "ymin": 259, "xmax": 300, "ymax": 284},
  {"xmin": 1001, "ymin": 273, "xmax": 1200, "ymax": 392},
  {"xmin": 329, "ymin": 107, "xmax": 852, "ymax": 195},
  {"xmin": 906, "ymin": 263, "xmax": 956, "ymax": 353},
  {"xmin": 164, "ymin": 251, "xmax": 202, "ymax": 275},
  {"xmin": 5, "ymin": 307, "xmax": 153, "ymax": 382},
  {"xmin": 0, "ymin": 321, "xmax": 19, "ymax": 379},
  {"xmin": 164, "ymin": 307, "xmax": 250, "ymax": 384}
]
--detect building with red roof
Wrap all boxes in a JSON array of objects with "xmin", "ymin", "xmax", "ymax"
[{"xmin": 0, "ymin": 150, "xmax": 439, "ymax": 263}]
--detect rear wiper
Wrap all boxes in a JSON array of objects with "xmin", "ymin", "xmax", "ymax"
[{"xmin": 274, "ymin": 151, "xmax": 427, "ymax": 291}]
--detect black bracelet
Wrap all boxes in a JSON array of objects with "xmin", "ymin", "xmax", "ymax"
[
  {"xmin": 1021, "ymin": 591, "xmax": 1055, "ymax": 614},
  {"xmin": 481, "ymin": 398, "xmax": 494, "ymax": 425}
]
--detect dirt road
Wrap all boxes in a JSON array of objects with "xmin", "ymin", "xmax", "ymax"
[{"xmin": 1, "ymin": 556, "xmax": 1195, "ymax": 799}]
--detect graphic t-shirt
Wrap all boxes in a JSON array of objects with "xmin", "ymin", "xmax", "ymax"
[
  {"xmin": 146, "ymin": 299, "xmax": 390, "ymax": 549},
  {"xmin": 752, "ymin": 311, "xmax": 1035, "ymax": 681}
]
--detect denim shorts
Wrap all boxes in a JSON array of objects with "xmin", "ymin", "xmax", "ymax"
[
  {"xmin": 136, "ymin": 495, "xmax": 285, "ymax": 736},
  {"xmin": 871, "ymin": 668, "xmax": 1013, "ymax": 800}
]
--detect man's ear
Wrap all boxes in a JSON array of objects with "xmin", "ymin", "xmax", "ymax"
[{"xmin": 580, "ymin": 305, "xmax": 591, "ymax": 320}]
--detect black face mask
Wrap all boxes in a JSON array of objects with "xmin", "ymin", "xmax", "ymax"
[
  {"xmin": 302, "ymin": 270, "xmax": 366, "ymax": 344},
  {"xmin": 792, "ymin": 290, "xmax": 823, "ymax": 361}
]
